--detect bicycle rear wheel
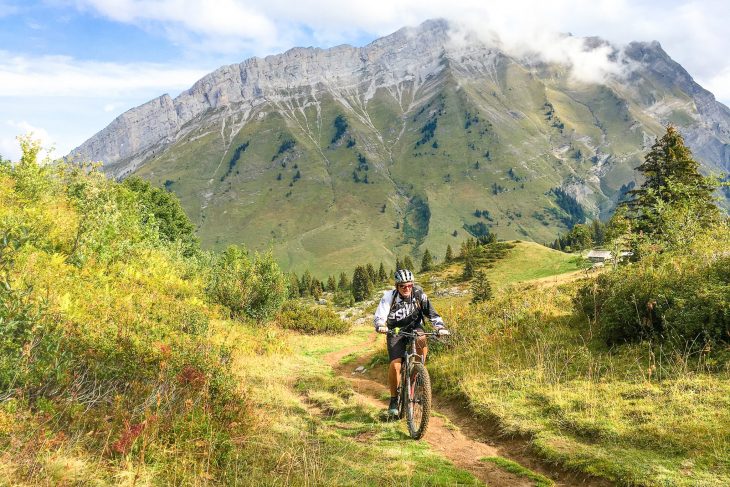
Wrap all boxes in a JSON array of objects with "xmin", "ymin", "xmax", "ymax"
[{"xmin": 405, "ymin": 363, "xmax": 431, "ymax": 439}]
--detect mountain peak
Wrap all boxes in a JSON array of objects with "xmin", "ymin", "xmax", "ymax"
[{"xmin": 66, "ymin": 20, "xmax": 729, "ymax": 274}]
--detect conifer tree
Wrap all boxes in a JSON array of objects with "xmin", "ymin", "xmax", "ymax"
[
  {"xmin": 403, "ymin": 256, "xmax": 414, "ymax": 271},
  {"xmin": 395, "ymin": 257, "xmax": 403, "ymax": 271},
  {"xmin": 625, "ymin": 125, "xmax": 719, "ymax": 238},
  {"xmin": 366, "ymin": 263, "xmax": 377, "ymax": 284},
  {"xmin": 378, "ymin": 262, "xmax": 387, "ymax": 282},
  {"xmin": 326, "ymin": 275, "xmax": 336, "ymax": 292},
  {"xmin": 288, "ymin": 273, "xmax": 301, "ymax": 298},
  {"xmin": 421, "ymin": 249, "xmax": 433, "ymax": 272},
  {"xmin": 338, "ymin": 272, "xmax": 350, "ymax": 291},
  {"xmin": 462, "ymin": 258, "xmax": 475, "ymax": 281},
  {"xmin": 352, "ymin": 266, "xmax": 373, "ymax": 302},
  {"xmin": 300, "ymin": 270, "xmax": 313, "ymax": 296},
  {"xmin": 471, "ymin": 270, "xmax": 493, "ymax": 304},
  {"xmin": 312, "ymin": 280, "xmax": 323, "ymax": 301},
  {"xmin": 445, "ymin": 244, "xmax": 453, "ymax": 263}
]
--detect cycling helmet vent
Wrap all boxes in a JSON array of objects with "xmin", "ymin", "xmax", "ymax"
[{"xmin": 394, "ymin": 269, "xmax": 414, "ymax": 284}]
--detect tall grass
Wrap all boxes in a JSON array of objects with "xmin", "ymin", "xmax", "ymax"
[
  {"xmin": 0, "ymin": 143, "xmax": 260, "ymax": 484},
  {"xmin": 429, "ymin": 277, "xmax": 730, "ymax": 485}
]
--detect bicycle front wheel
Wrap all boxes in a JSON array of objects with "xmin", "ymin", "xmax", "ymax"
[{"xmin": 405, "ymin": 363, "xmax": 431, "ymax": 439}]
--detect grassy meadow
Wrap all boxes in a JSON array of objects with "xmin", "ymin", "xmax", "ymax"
[
  {"xmin": 0, "ymin": 140, "xmax": 482, "ymax": 486},
  {"xmin": 419, "ymin": 241, "xmax": 730, "ymax": 486},
  {"xmin": 3, "ymin": 136, "xmax": 729, "ymax": 486}
]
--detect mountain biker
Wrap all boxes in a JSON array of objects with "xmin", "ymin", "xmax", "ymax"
[{"xmin": 373, "ymin": 269, "xmax": 449, "ymax": 416}]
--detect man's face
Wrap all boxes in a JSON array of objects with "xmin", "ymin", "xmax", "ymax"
[{"xmin": 397, "ymin": 282, "xmax": 413, "ymax": 298}]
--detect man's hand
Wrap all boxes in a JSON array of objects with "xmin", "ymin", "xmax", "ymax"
[
  {"xmin": 435, "ymin": 325, "xmax": 450, "ymax": 336},
  {"xmin": 376, "ymin": 326, "xmax": 388, "ymax": 334}
]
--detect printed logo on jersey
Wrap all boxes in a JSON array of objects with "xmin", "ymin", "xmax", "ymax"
[{"xmin": 389, "ymin": 301, "xmax": 417, "ymax": 322}]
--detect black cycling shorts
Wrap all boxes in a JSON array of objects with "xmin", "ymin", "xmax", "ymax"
[{"xmin": 387, "ymin": 327, "xmax": 425, "ymax": 361}]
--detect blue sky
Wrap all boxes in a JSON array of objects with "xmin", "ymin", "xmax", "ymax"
[{"xmin": 1, "ymin": 0, "xmax": 728, "ymax": 160}]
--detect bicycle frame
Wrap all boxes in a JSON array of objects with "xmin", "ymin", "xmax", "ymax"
[{"xmin": 388, "ymin": 330, "xmax": 438, "ymax": 424}]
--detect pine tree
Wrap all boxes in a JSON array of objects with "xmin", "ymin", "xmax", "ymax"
[
  {"xmin": 625, "ymin": 125, "xmax": 719, "ymax": 237},
  {"xmin": 366, "ymin": 263, "xmax": 377, "ymax": 285},
  {"xmin": 471, "ymin": 270, "xmax": 493, "ymax": 303},
  {"xmin": 403, "ymin": 256, "xmax": 414, "ymax": 271},
  {"xmin": 462, "ymin": 258, "xmax": 475, "ymax": 281},
  {"xmin": 326, "ymin": 275, "xmax": 336, "ymax": 292},
  {"xmin": 378, "ymin": 262, "xmax": 387, "ymax": 282},
  {"xmin": 351, "ymin": 266, "xmax": 373, "ymax": 302},
  {"xmin": 420, "ymin": 249, "xmax": 433, "ymax": 272},
  {"xmin": 299, "ymin": 270, "xmax": 313, "ymax": 297},
  {"xmin": 338, "ymin": 272, "xmax": 350, "ymax": 291},
  {"xmin": 312, "ymin": 281, "xmax": 322, "ymax": 301},
  {"xmin": 590, "ymin": 220, "xmax": 606, "ymax": 246},
  {"xmin": 460, "ymin": 238, "xmax": 477, "ymax": 258},
  {"xmin": 445, "ymin": 244, "xmax": 453, "ymax": 263},
  {"xmin": 395, "ymin": 257, "xmax": 403, "ymax": 271},
  {"xmin": 288, "ymin": 273, "xmax": 301, "ymax": 298}
]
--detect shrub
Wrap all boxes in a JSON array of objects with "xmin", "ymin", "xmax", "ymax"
[
  {"xmin": 576, "ymin": 246, "xmax": 730, "ymax": 348},
  {"xmin": 206, "ymin": 246, "xmax": 287, "ymax": 322},
  {"xmin": 333, "ymin": 290, "xmax": 355, "ymax": 307},
  {"xmin": 0, "ymin": 140, "xmax": 257, "ymax": 484},
  {"xmin": 471, "ymin": 270, "xmax": 493, "ymax": 304},
  {"xmin": 276, "ymin": 301, "xmax": 350, "ymax": 334}
]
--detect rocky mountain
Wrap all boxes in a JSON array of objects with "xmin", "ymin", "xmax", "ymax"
[{"xmin": 69, "ymin": 19, "xmax": 730, "ymax": 275}]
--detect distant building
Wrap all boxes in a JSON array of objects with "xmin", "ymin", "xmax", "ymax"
[
  {"xmin": 587, "ymin": 250, "xmax": 612, "ymax": 263},
  {"xmin": 586, "ymin": 250, "xmax": 633, "ymax": 264}
]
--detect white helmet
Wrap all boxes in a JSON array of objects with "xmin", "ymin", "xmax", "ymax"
[{"xmin": 394, "ymin": 269, "xmax": 414, "ymax": 284}]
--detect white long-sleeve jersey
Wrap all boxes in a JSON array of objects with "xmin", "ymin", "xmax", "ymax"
[{"xmin": 373, "ymin": 287, "xmax": 445, "ymax": 331}]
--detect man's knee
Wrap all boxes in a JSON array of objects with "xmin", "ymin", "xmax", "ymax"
[
  {"xmin": 389, "ymin": 358, "xmax": 402, "ymax": 370},
  {"xmin": 415, "ymin": 333, "xmax": 427, "ymax": 353}
]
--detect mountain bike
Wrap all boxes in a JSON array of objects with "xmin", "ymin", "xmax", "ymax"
[{"xmin": 388, "ymin": 329, "xmax": 443, "ymax": 440}]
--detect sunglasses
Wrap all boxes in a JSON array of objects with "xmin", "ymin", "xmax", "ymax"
[{"xmin": 397, "ymin": 283, "xmax": 413, "ymax": 289}]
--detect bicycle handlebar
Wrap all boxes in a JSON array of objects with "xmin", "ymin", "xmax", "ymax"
[{"xmin": 386, "ymin": 329, "xmax": 443, "ymax": 338}]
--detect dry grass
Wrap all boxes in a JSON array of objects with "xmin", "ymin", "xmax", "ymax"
[{"xmin": 428, "ymin": 281, "xmax": 730, "ymax": 486}]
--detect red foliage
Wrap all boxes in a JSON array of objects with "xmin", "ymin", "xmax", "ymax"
[
  {"xmin": 177, "ymin": 365, "xmax": 206, "ymax": 388},
  {"xmin": 111, "ymin": 421, "xmax": 146, "ymax": 455}
]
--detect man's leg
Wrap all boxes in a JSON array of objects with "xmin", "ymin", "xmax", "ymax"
[
  {"xmin": 416, "ymin": 333, "xmax": 428, "ymax": 363},
  {"xmin": 388, "ymin": 358, "xmax": 402, "ymax": 397}
]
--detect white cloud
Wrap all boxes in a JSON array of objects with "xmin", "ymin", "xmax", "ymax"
[
  {"xmin": 74, "ymin": 0, "xmax": 282, "ymax": 52},
  {"xmin": 0, "ymin": 51, "xmax": 209, "ymax": 97},
  {"xmin": 0, "ymin": 53, "xmax": 208, "ymax": 159},
  {"xmin": 701, "ymin": 67, "xmax": 730, "ymax": 107},
  {"xmin": 69, "ymin": 0, "xmax": 730, "ymax": 105}
]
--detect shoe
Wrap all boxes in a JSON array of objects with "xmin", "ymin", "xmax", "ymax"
[{"xmin": 387, "ymin": 397, "xmax": 399, "ymax": 416}]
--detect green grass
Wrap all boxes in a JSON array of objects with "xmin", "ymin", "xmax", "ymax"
[
  {"xmin": 222, "ymin": 323, "xmax": 482, "ymax": 486},
  {"xmin": 481, "ymin": 457, "xmax": 554, "ymax": 486},
  {"xmin": 422, "ymin": 240, "xmax": 584, "ymax": 294},
  {"xmin": 485, "ymin": 241, "xmax": 584, "ymax": 285},
  {"xmin": 427, "ymin": 280, "xmax": 730, "ymax": 486}
]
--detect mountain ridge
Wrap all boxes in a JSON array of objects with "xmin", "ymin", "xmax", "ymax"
[{"xmin": 68, "ymin": 19, "xmax": 730, "ymax": 275}]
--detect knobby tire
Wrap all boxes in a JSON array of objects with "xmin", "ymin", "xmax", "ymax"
[{"xmin": 406, "ymin": 363, "xmax": 431, "ymax": 439}]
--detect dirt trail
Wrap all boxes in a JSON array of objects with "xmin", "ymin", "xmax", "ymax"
[{"xmin": 324, "ymin": 332, "xmax": 612, "ymax": 487}]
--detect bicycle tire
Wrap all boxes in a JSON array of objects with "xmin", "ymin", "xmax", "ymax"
[
  {"xmin": 398, "ymin": 361, "xmax": 407, "ymax": 419},
  {"xmin": 405, "ymin": 363, "xmax": 431, "ymax": 439}
]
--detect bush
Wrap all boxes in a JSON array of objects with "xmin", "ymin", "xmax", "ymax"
[
  {"xmin": 276, "ymin": 301, "xmax": 350, "ymax": 334},
  {"xmin": 206, "ymin": 246, "xmax": 288, "ymax": 322},
  {"xmin": 0, "ymin": 140, "xmax": 255, "ymax": 484},
  {"xmin": 576, "ymin": 250, "xmax": 730, "ymax": 348}
]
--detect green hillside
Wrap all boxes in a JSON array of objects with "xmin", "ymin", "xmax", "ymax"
[
  {"xmin": 98, "ymin": 30, "xmax": 730, "ymax": 279},
  {"xmin": 132, "ymin": 60, "xmax": 697, "ymax": 275}
]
